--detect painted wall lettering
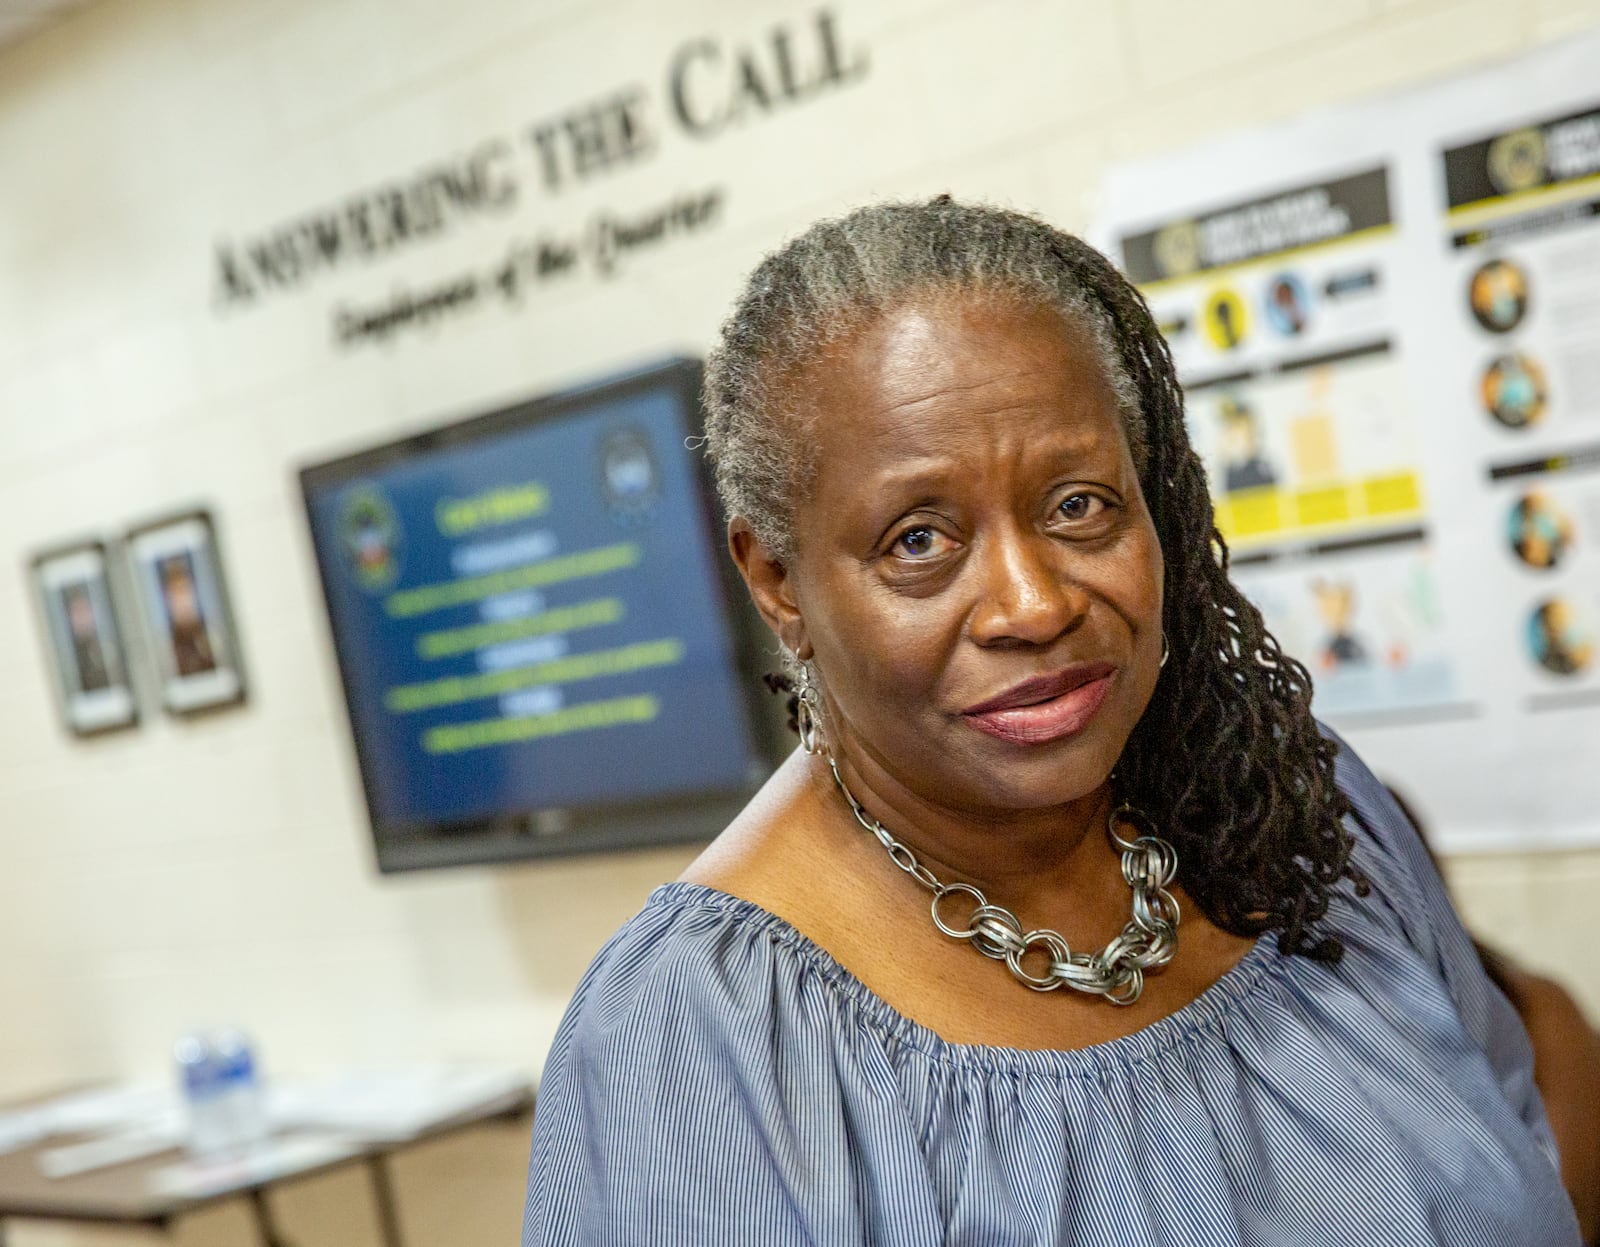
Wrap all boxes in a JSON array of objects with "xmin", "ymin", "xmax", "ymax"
[
  {"xmin": 214, "ymin": 140, "xmax": 518, "ymax": 305},
  {"xmin": 210, "ymin": 7, "xmax": 866, "ymax": 346},
  {"xmin": 669, "ymin": 11, "xmax": 867, "ymax": 138},
  {"xmin": 526, "ymin": 87, "xmax": 657, "ymax": 193}
]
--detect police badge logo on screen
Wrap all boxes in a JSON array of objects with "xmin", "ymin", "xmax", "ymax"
[
  {"xmin": 599, "ymin": 428, "xmax": 660, "ymax": 522},
  {"xmin": 338, "ymin": 484, "xmax": 403, "ymax": 591}
]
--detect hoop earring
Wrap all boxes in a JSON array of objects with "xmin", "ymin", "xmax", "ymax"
[
  {"xmin": 794, "ymin": 660, "xmax": 826, "ymax": 756},
  {"xmin": 1160, "ymin": 633, "xmax": 1170, "ymax": 669}
]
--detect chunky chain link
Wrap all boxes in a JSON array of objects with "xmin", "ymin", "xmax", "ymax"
[{"xmin": 827, "ymin": 757, "xmax": 1180, "ymax": 1006}]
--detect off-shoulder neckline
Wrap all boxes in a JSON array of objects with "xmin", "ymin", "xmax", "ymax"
[{"xmin": 646, "ymin": 880, "xmax": 1291, "ymax": 1077}]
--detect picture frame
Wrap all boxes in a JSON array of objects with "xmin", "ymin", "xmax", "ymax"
[
  {"xmin": 29, "ymin": 539, "xmax": 140, "ymax": 736},
  {"xmin": 124, "ymin": 508, "xmax": 247, "ymax": 716}
]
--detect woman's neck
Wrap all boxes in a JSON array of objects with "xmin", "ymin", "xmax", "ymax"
[{"xmin": 814, "ymin": 743, "xmax": 1123, "ymax": 924}]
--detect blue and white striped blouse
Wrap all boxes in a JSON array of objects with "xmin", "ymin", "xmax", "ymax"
[{"xmin": 522, "ymin": 739, "xmax": 1580, "ymax": 1245}]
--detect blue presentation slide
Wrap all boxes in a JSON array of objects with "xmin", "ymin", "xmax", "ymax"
[{"xmin": 305, "ymin": 384, "xmax": 761, "ymax": 832}]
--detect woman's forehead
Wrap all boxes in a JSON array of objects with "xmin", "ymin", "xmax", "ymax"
[{"xmin": 800, "ymin": 295, "xmax": 1124, "ymax": 450}]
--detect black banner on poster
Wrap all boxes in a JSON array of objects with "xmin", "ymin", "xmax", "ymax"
[
  {"xmin": 211, "ymin": 8, "xmax": 866, "ymax": 312},
  {"xmin": 1443, "ymin": 102, "xmax": 1600, "ymax": 212},
  {"xmin": 1118, "ymin": 167, "xmax": 1392, "ymax": 285}
]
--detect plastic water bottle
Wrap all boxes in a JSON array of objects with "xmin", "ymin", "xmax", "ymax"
[
  {"xmin": 214, "ymin": 1029, "xmax": 267, "ymax": 1149},
  {"xmin": 174, "ymin": 1032, "xmax": 231, "ymax": 1156}
]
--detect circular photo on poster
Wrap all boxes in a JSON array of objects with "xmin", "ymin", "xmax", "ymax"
[
  {"xmin": 1201, "ymin": 287, "xmax": 1249, "ymax": 352},
  {"xmin": 1506, "ymin": 491, "xmax": 1575, "ymax": 569},
  {"xmin": 1488, "ymin": 128, "xmax": 1548, "ymax": 196},
  {"xmin": 1262, "ymin": 272, "xmax": 1311, "ymax": 337},
  {"xmin": 1480, "ymin": 352, "xmax": 1547, "ymax": 429},
  {"xmin": 1526, "ymin": 597, "xmax": 1595, "ymax": 676},
  {"xmin": 1468, "ymin": 257, "xmax": 1529, "ymax": 334},
  {"xmin": 1152, "ymin": 220, "xmax": 1202, "ymax": 280}
]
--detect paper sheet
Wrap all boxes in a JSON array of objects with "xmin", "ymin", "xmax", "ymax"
[{"xmin": 1095, "ymin": 30, "xmax": 1600, "ymax": 852}]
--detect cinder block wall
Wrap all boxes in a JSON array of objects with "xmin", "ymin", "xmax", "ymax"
[{"xmin": 2, "ymin": 1, "xmax": 1596, "ymax": 1242}]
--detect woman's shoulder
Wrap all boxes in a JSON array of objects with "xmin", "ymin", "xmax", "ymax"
[
  {"xmin": 1317, "ymin": 724, "xmax": 1466, "ymax": 958},
  {"xmin": 1321, "ymin": 723, "xmax": 1437, "ymax": 908},
  {"xmin": 1321, "ymin": 722, "xmax": 1402, "ymax": 830},
  {"xmin": 598, "ymin": 880, "xmax": 806, "ymax": 961},
  {"xmin": 1317, "ymin": 725, "xmax": 1554, "ymax": 1136},
  {"xmin": 552, "ymin": 882, "xmax": 843, "ymax": 1058},
  {"xmin": 525, "ymin": 885, "xmax": 948, "ymax": 1246}
]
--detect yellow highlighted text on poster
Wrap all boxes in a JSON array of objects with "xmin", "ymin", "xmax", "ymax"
[
  {"xmin": 1222, "ymin": 489, "xmax": 1283, "ymax": 539},
  {"xmin": 1294, "ymin": 486, "xmax": 1352, "ymax": 527},
  {"xmin": 1362, "ymin": 472, "xmax": 1422, "ymax": 518}
]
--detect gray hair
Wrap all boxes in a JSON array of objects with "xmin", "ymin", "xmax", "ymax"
[{"xmin": 701, "ymin": 197, "xmax": 1145, "ymax": 562}]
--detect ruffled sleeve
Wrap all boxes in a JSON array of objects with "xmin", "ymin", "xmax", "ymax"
[
  {"xmin": 520, "ymin": 893, "xmax": 943, "ymax": 1247},
  {"xmin": 1327, "ymin": 727, "xmax": 1556, "ymax": 1159}
]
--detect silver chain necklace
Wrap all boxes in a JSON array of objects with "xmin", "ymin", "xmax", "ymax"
[{"xmin": 826, "ymin": 755, "xmax": 1181, "ymax": 1006}]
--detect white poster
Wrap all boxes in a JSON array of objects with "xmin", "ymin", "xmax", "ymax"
[{"xmin": 1097, "ymin": 30, "xmax": 1600, "ymax": 853}]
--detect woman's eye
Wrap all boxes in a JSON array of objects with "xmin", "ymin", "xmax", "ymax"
[
  {"xmin": 891, "ymin": 525, "xmax": 950, "ymax": 560},
  {"xmin": 1057, "ymin": 493, "xmax": 1106, "ymax": 521}
]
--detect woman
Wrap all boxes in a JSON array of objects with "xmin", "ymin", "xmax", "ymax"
[{"xmin": 523, "ymin": 199, "xmax": 1580, "ymax": 1245}]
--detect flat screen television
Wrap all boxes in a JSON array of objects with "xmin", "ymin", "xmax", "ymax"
[{"xmin": 299, "ymin": 359, "xmax": 781, "ymax": 873}]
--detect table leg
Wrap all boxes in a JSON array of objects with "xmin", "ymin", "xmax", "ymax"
[
  {"xmin": 249, "ymin": 1186, "xmax": 298, "ymax": 1247},
  {"xmin": 366, "ymin": 1154, "xmax": 405, "ymax": 1247}
]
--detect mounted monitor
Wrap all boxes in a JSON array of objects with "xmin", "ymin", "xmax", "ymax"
[{"xmin": 299, "ymin": 359, "xmax": 779, "ymax": 872}]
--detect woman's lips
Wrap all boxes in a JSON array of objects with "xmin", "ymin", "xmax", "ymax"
[{"xmin": 961, "ymin": 665, "xmax": 1116, "ymax": 745}]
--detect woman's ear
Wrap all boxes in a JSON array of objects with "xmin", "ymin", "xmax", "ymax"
[{"xmin": 729, "ymin": 517, "xmax": 811, "ymax": 660}]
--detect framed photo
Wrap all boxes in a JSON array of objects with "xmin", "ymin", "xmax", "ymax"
[
  {"xmin": 30, "ymin": 540, "xmax": 140, "ymax": 736},
  {"xmin": 124, "ymin": 509, "xmax": 247, "ymax": 715}
]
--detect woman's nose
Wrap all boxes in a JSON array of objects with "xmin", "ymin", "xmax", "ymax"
[{"xmin": 965, "ymin": 527, "xmax": 1088, "ymax": 647}]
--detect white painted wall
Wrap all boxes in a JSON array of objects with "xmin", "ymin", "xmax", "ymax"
[{"xmin": 2, "ymin": 1, "xmax": 1598, "ymax": 1243}]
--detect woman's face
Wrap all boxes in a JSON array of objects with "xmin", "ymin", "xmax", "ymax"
[{"xmin": 739, "ymin": 292, "xmax": 1165, "ymax": 814}]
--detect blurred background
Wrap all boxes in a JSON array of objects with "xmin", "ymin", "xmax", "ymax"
[{"xmin": 3, "ymin": 1, "xmax": 1599, "ymax": 1243}]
